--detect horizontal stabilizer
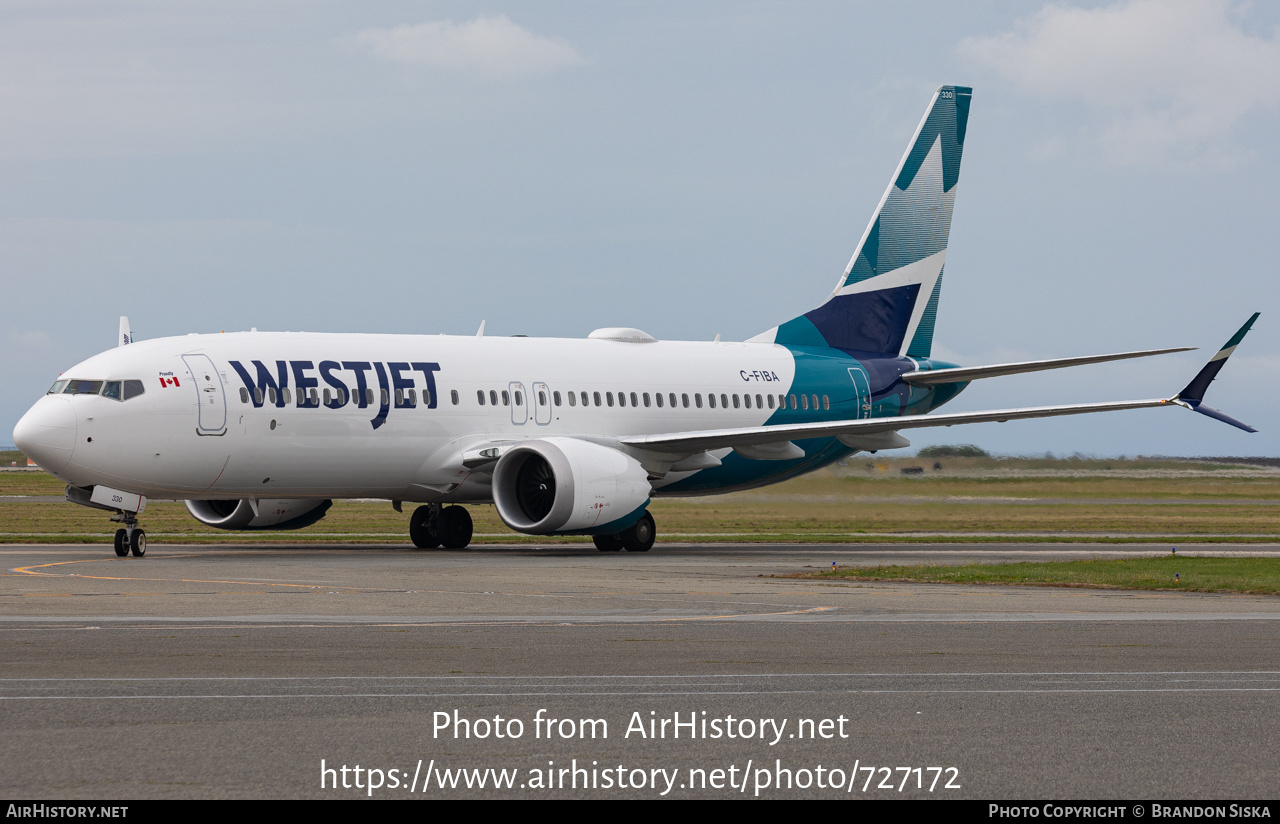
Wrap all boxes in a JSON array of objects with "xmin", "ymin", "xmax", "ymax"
[{"xmin": 901, "ymin": 347, "xmax": 1194, "ymax": 386}]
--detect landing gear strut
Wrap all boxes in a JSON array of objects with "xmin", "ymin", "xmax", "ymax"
[
  {"xmin": 594, "ymin": 510, "xmax": 655, "ymax": 553},
  {"xmin": 110, "ymin": 511, "xmax": 145, "ymax": 557},
  {"xmin": 409, "ymin": 504, "xmax": 473, "ymax": 549}
]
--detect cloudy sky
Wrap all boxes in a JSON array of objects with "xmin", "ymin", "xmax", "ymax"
[{"xmin": 3, "ymin": 0, "xmax": 1277, "ymax": 456}]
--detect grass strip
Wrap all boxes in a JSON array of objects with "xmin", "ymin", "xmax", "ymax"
[{"xmin": 806, "ymin": 556, "xmax": 1280, "ymax": 594}]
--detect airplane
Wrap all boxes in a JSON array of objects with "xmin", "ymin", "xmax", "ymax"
[{"xmin": 12, "ymin": 85, "xmax": 1259, "ymax": 558}]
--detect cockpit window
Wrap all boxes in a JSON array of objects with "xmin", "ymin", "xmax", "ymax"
[
  {"xmin": 55, "ymin": 379, "xmax": 146, "ymax": 401},
  {"xmin": 64, "ymin": 380, "xmax": 103, "ymax": 395}
]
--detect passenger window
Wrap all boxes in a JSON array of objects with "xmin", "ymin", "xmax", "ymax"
[
  {"xmin": 643, "ymin": 392, "xmax": 650, "ymax": 407},
  {"xmin": 268, "ymin": 387, "xmax": 277, "ymax": 404},
  {"xmin": 606, "ymin": 392, "xmax": 614, "ymax": 407},
  {"xmin": 515, "ymin": 391, "xmax": 523, "ymax": 406},
  {"xmin": 366, "ymin": 388, "xmax": 375, "ymax": 406},
  {"xmin": 324, "ymin": 388, "xmax": 331, "ymax": 405},
  {"xmin": 502, "ymin": 390, "xmax": 510, "ymax": 406},
  {"xmin": 708, "ymin": 394, "xmax": 716, "ymax": 409},
  {"xmin": 721, "ymin": 394, "xmax": 728, "ymax": 409},
  {"xmin": 789, "ymin": 394, "xmax": 797, "ymax": 410},
  {"xmin": 616, "ymin": 392, "xmax": 625, "ymax": 408},
  {"xmin": 451, "ymin": 390, "xmax": 459, "ymax": 405},
  {"xmin": 255, "ymin": 388, "xmax": 264, "ymax": 405},
  {"xmin": 338, "ymin": 388, "xmax": 347, "ymax": 405},
  {"xmin": 241, "ymin": 387, "xmax": 250, "ymax": 404},
  {"xmin": 654, "ymin": 393, "xmax": 662, "ymax": 408},
  {"xmin": 380, "ymin": 389, "xmax": 389, "ymax": 407},
  {"xmin": 756, "ymin": 394, "xmax": 763, "ymax": 409},
  {"xmin": 580, "ymin": 392, "xmax": 588, "ymax": 407},
  {"xmin": 743, "ymin": 394, "xmax": 750, "ymax": 409},
  {"xmin": 682, "ymin": 393, "xmax": 690, "ymax": 408},
  {"xmin": 733, "ymin": 394, "xmax": 740, "ymax": 409},
  {"xmin": 538, "ymin": 390, "xmax": 546, "ymax": 405},
  {"xmin": 593, "ymin": 391, "xmax": 601, "ymax": 406},
  {"xmin": 811, "ymin": 394, "xmax": 819, "ymax": 410},
  {"xmin": 490, "ymin": 390, "xmax": 498, "ymax": 406},
  {"xmin": 631, "ymin": 392, "xmax": 639, "ymax": 407},
  {"xmin": 822, "ymin": 395, "xmax": 830, "ymax": 410},
  {"xmin": 47, "ymin": 380, "xmax": 68, "ymax": 395},
  {"xmin": 767, "ymin": 394, "xmax": 774, "ymax": 409},
  {"xmin": 567, "ymin": 392, "xmax": 576, "ymax": 407},
  {"xmin": 477, "ymin": 390, "xmax": 485, "ymax": 405},
  {"xmin": 552, "ymin": 391, "xmax": 561, "ymax": 406},
  {"xmin": 694, "ymin": 393, "xmax": 703, "ymax": 408},
  {"xmin": 670, "ymin": 393, "xmax": 677, "ymax": 408}
]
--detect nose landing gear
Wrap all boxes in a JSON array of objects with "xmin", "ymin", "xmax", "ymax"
[
  {"xmin": 111, "ymin": 512, "xmax": 145, "ymax": 557},
  {"xmin": 64, "ymin": 486, "xmax": 148, "ymax": 558}
]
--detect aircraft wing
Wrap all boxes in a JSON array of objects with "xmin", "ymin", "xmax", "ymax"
[
  {"xmin": 622, "ymin": 397, "xmax": 1174, "ymax": 454},
  {"xmin": 625, "ymin": 315, "xmax": 1259, "ymax": 455}
]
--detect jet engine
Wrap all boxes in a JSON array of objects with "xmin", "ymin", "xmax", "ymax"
[
  {"xmin": 491, "ymin": 438, "xmax": 651, "ymax": 535},
  {"xmin": 184, "ymin": 498, "xmax": 332, "ymax": 530}
]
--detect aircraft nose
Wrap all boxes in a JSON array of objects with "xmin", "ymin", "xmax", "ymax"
[{"xmin": 13, "ymin": 397, "xmax": 76, "ymax": 474}]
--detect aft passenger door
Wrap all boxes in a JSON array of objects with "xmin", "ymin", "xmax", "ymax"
[
  {"xmin": 532, "ymin": 382, "xmax": 552, "ymax": 425},
  {"xmin": 509, "ymin": 381, "xmax": 528, "ymax": 425},
  {"xmin": 847, "ymin": 366, "xmax": 872, "ymax": 419},
  {"xmin": 183, "ymin": 353, "xmax": 228, "ymax": 435}
]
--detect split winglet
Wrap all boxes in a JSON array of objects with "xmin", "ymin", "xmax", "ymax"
[{"xmin": 1172, "ymin": 313, "xmax": 1260, "ymax": 433}]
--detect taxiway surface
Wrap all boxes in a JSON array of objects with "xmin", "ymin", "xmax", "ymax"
[{"xmin": 3, "ymin": 542, "xmax": 1278, "ymax": 799}]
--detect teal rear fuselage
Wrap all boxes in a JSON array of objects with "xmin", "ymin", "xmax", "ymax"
[{"xmin": 655, "ymin": 346, "xmax": 968, "ymax": 495}]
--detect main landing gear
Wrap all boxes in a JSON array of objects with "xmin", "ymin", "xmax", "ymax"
[
  {"xmin": 593, "ymin": 510, "xmax": 655, "ymax": 553},
  {"xmin": 409, "ymin": 503, "xmax": 474, "ymax": 549},
  {"xmin": 111, "ymin": 511, "xmax": 145, "ymax": 558}
]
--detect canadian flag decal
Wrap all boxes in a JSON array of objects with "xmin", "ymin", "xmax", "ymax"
[{"xmin": 160, "ymin": 377, "xmax": 181, "ymax": 388}]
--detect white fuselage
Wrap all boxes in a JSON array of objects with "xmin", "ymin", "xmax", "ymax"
[{"xmin": 16, "ymin": 331, "xmax": 803, "ymax": 502}]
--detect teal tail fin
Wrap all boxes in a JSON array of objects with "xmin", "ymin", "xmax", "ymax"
[{"xmin": 752, "ymin": 85, "xmax": 971, "ymax": 357}]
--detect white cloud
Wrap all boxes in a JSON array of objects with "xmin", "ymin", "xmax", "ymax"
[
  {"xmin": 959, "ymin": 0, "xmax": 1280, "ymax": 165},
  {"xmin": 355, "ymin": 15, "xmax": 585, "ymax": 78}
]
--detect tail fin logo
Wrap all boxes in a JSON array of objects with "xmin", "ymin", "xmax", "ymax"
[{"xmin": 759, "ymin": 86, "xmax": 970, "ymax": 357}]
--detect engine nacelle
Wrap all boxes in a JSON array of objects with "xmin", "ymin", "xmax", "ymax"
[
  {"xmin": 492, "ymin": 438, "xmax": 651, "ymax": 535},
  {"xmin": 184, "ymin": 498, "xmax": 332, "ymax": 530}
]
